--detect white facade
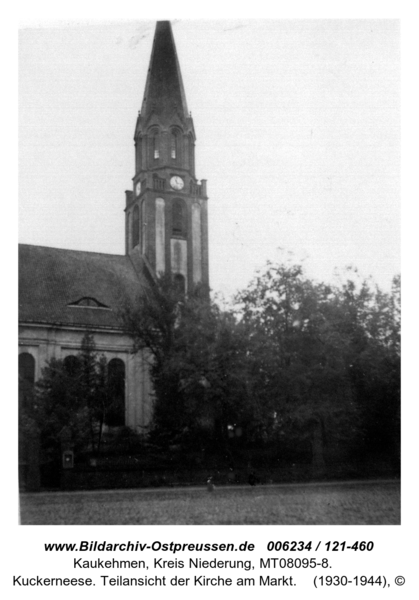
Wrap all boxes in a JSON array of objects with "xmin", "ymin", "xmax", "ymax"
[{"xmin": 19, "ymin": 323, "xmax": 153, "ymax": 432}]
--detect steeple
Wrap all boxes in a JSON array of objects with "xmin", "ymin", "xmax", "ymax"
[
  {"xmin": 141, "ymin": 21, "xmax": 189, "ymax": 125},
  {"xmin": 126, "ymin": 20, "xmax": 209, "ymax": 295}
]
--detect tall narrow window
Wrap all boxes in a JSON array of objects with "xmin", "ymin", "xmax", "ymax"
[
  {"xmin": 171, "ymin": 130, "xmax": 178, "ymax": 159},
  {"xmin": 63, "ymin": 355, "xmax": 80, "ymax": 376},
  {"xmin": 19, "ymin": 353, "xmax": 35, "ymax": 385},
  {"xmin": 153, "ymin": 134, "xmax": 159, "ymax": 159},
  {"xmin": 172, "ymin": 198, "xmax": 186, "ymax": 237},
  {"xmin": 132, "ymin": 205, "xmax": 140, "ymax": 248},
  {"xmin": 107, "ymin": 359, "xmax": 125, "ymax": 426},
  {"xmin": 148, "ymin": 128, "xmax": 160, "ymax": 164},
  {"xmin": 19, "ymin": 352, "xmax": 35, "ymax": 409},
  {"xmin": 173, "ymin": 273, "xmax": 186, "ymax": 295}
]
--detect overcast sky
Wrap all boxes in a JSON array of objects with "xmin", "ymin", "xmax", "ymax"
[{"xmin": 19, "ymin": 19, "xmax": 400, "ymax": 298}]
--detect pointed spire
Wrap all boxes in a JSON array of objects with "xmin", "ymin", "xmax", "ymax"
[{"xmin": 141, "ymin": 21, "xmax": 189, "ymax": 125}]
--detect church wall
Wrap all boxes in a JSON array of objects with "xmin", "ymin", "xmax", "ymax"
[
  {"xmin": 191, "ymin": 202, "xmax": 202, "ymax": 284},
  {"xmin": 19, "ymin": 323, "xmax": 153, "ymax": 432},
  {"xmin": 143, "ymin": 196, "xmax": 156, "ymax": 268},
  {"xmin": 201, "ymin": 199, "xmax": 209, "ymax": 288}
]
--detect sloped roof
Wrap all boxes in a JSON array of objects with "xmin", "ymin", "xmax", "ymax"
[{"xmin": 19, "ymin": 244, "xmax": 146, "ymax": 329}]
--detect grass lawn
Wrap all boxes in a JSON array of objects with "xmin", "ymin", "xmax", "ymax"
[{"xmin": 19, "ymin": 480, "xmax": 400, "ymax": 525}]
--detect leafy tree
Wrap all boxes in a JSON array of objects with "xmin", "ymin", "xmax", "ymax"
[
  {"xmin": 121, "ymin": 276, "xmax": 250, "ymax": 456},
  {"xmin": 122, "ymin": 260, "xmax": 400, "ymax": 478},
  {"xmin": 235, "ymin": 259, "xmax": 400, "ymax": 473},
  {"xmin": 333, "ymin": 271, "xmax": 400, "ymax": 466},
  {"xmin": 34, "ymin": 332, "xmax": 114, "ymax": 457}
]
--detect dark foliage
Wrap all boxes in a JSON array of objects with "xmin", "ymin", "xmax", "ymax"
[
  {"xmin": 121, "ymin": 276, "xmax": 251, "ymax": 457},
  {"xmin": 235, "ymin": 260, "xmax": 400, "ymax": 472},
  {"xmin": 31, "ymin": 332, "xmax": 122, "ymax": 458},
  {"xmin": 122, "ymin": 261, "xmax": 400, "ymax": 477}
]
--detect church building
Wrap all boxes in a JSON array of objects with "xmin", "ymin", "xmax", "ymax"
[{"xmin": 19, "ymin": 21, "xmax": 209, "ymax": 433}]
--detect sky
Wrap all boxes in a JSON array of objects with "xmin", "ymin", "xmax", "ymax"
[{"xmin": 19, "ymin": 19, "xmax": 400, "ymax": 299}]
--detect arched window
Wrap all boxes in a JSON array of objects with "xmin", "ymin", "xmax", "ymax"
[
  {"xmin": 148, "ymin": 128, "xmax": 159, "ymax": 163},
  {"xmin": 170, "ymin": 129, "xmax": 180, "ymax": 160},
  {"xmin": 63, "ymin": 355, "xmax": 80, "ymax": 377},
  {"xmin": 19, "ymin": 352, "xmax": 35, "ymax": 409},
  {"xmin": 107, "ymin": 359, "xmax": 125, "ymax": 427},
  {"xmin": 173, "ymin": 273, "xmax": 186, "ymax": 295},
  {"xmin": 132, "ymin": 204, "xmax": 140, "ymax": 248},
  {"xmin": 19, "ymin": 353, "xmax": 35, "ymax": 385},
  {"xmin": 153, "ymin": 135, "xmax": 159, "ymax": 159},
  {"xmin": 172, "ymin": 198, "xmax": 186, "ymax": 237}
]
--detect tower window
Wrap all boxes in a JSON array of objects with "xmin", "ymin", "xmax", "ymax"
[
  {"xmin": 172, "ymin": 198, "xmax": 186, "ymax": 237},
  {"xmin": 153, "ymin": 132, "xmax": 159, "ymax": 159},
  {"xmin": 148, "ymin": 128, "xmax": 160, "ymax": 164},
  {"xmin": 170, "ymin": 128, "xmax": 182, "ymax": 161},
  {"xmin": 171, "ymin": 130, "xmax": 178, "ymax": 159}
]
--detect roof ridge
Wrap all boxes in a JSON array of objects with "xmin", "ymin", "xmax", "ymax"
[{"xmin": 19, "ymin": 243, "xmax": 126, "ymax": 260}]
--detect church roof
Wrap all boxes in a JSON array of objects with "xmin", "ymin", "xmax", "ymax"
[
  {"xmin": 19, "ymin": 244, "xmax": 146, "ymax": 330},
  {"xmin": 141, "ymin": 21, "xmax": 189, "ymax": 124}
]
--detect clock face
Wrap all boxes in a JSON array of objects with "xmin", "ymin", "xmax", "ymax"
[
  {"xmin": 135, "ymin": 181, "xmax": 142, "ymax": 196},
  {"xmin": 170, "ymin": 176, "xmax": 184, "ymax": 191}
]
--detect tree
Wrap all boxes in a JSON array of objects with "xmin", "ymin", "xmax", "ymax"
[
  {"xmin": 333, "ymin": 270, "xmax": 400, "ymax": 466},
  {"xmin": 121, "ymin": 276, "xmax": 250, "ymax": 457},
  {"xmin": 121, "ymin": 261, "xmax": 400, "ymax": 479},
  {"xmin": 235, "ymin": 258, "xmax": 400, "ymax": 474},
  {"xmin": 34, "ymin": 332, "xmax": 114, "ymax": 457}
]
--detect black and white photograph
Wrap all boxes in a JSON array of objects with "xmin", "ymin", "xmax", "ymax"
[{"xmin": 18, "ymin": 17, "xmax": 401, "ymax": 530}]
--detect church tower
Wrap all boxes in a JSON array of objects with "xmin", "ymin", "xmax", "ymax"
[{"xmin": 125, "ymin": 21, "xmax": 209, "ymax": 293}]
